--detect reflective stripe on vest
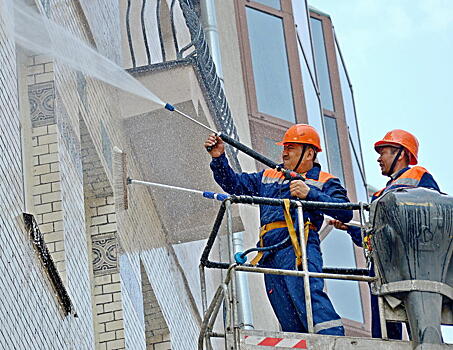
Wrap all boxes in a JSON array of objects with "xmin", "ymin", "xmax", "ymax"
[
  {"xmin": 262, "ymin": 169, "xmax": 336, "ymax": 189},
  {"xmin": 373, "ymin": 166, "xmax": 429, "ymax": 198},
  {"xmin": 262, "ymin": 169, "xmax": 288, "ymax": 185},
  {"xmin": 305, "ymin": 171, "xmax": 335, "ymax": 189}
]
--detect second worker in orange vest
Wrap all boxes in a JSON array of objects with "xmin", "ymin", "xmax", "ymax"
[{"xmin": 330, "ymin": 129, "xmax": 441, "ymax": 339}]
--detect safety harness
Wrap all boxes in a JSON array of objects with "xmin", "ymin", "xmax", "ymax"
[{"xmin": 250, "ymin": 199, "xmax": 314, "ymax": 267}]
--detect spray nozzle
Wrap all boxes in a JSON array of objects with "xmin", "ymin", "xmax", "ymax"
[{"xmin": 164, "ymin": 103, "xmax": 175, "ymax": 111}]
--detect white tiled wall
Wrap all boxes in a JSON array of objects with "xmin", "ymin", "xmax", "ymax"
[{"xmin": 0, "ymin": 0, "xmax": 209, "ymax": 349}]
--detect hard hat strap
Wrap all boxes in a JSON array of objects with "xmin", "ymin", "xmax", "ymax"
[
  {"xmin": 293, "ymin": 144, "xmax": 307, "ymax": 173},
  {"xmin": 388, "ymin": 146, "xmax": 404, "ymax": 176}
]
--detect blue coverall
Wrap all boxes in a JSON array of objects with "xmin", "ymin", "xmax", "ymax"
[
  {"xmin": 347, "ymin": 166, "xmax": 441, "ymax": 339},
  {"xmin": 210, "ymin": 154, "xmax": 353, "ymax": 335}
]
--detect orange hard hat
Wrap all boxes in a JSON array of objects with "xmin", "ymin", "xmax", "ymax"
[
  {"xmin": 276, "ymin": 124, "xmax": 322, "ymax": 152},
  {"xmin": 374, "ymin": 129, "xmax": 419, "ymax": 165}
]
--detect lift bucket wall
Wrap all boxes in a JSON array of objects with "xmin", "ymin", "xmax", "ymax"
[{"xmin": 370, "ymin": 187, "xmax": 453, "ymax": 345}]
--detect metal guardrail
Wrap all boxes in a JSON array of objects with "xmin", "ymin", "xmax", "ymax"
[
  {"xmin": 200, "ymin": 195, "xmax": 370, "ymax": 271},
  {"xmin": 198, "ymin": 196, "xmax": 372, "ymax": 350}
]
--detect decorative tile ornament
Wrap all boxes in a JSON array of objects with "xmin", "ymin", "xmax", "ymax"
[
  {"xmin": 29, "ymin": 81, "xmax": 55, "ymax": 127},
  {"xmin": 92, "ymin": 233, "xmax": 118, "ymax": 275}
]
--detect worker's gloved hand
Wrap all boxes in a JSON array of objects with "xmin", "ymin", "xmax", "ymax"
[
  {"xmin": 328, "ymin": 219, "xmax": 349, "ymax": 231},
  {"xmin": 289, "ymin": 179, "xmax": 310, "ymax": 199},
  {"xmin": 204, "ymin": 133, "xmax": 225, "ymax": 158}
]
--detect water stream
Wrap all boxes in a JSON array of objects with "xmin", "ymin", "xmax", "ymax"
[{"xmin": 10, "ymin": 1, "xmax": 165, "ymax": 107}]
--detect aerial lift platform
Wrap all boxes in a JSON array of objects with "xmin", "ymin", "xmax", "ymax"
[{"xmin": 198, "ymin": 188, "xmax": 453, "ymax": 350}]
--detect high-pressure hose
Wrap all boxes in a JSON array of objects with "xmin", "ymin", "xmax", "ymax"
[
  {"xmin": 234, "ymin": 237, "xmax": 291, "ymax": 264},
  {"xmin": 164, "ymin": 103, "xmax": 305, "ymax": 181}
]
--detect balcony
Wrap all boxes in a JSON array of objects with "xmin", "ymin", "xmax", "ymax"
[{"xmin": 118, "ymin": 0, "xmax": 243, "ymax": 243}]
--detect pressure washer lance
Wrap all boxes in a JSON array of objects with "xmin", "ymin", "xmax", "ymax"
[
  {"xmin": 164, "ymin": 103, "xmax": 305, "ymax": 182},
  {"xmin": 127, "ymin": 178, "xmax": 229, "ymax": 202},
  {"xmin": 324, "ymin": 216, "xmax": 364, "ymax": 228}
]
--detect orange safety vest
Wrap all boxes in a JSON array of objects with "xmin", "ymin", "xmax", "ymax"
[
  {"xmin": 373, "ymin": 166, "xmax": 429, "ymax": 198},
  {"xmin": 261, "ymin": 168, "xmax": 335, "ymax": 188},
  {"xmin": 250, "ymin": 170, "xmax": 336, "ymax": 266}
]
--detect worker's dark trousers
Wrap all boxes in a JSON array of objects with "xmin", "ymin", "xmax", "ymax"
[
  {"xmin": 370, "ymin": 293, "xmax": 403, "ymax": 339},
  {"xmin": 261, "ymin": 244, "xmax": 344, "ymax": 335}
]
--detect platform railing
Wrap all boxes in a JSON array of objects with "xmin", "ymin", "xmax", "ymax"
[{"xmin": 198, "ymin": 196, "xmax": 373, "ymax": 350}]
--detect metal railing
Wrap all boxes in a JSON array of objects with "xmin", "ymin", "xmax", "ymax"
[
  {"xmin": 125, "ymin": 0, "xmax": 241, "ymax": 171},
  {"xmin": 198, "ymin": 196, "xmax": 374, "ymax": 350}
]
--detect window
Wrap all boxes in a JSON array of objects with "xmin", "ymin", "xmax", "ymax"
[
  {"xmin": 310, "ymin": 10, "xmax": 371, "ymax": 332},
  {"xmin": 263, "ymin": 137, "xmax": 282, "ymax": 164},
  {"xmin": 254, "ymin": 0, "xmax": 281, "ymax": 10},
  {"xmin": 249, "ymin": 120, "xmax": 287, "ymax": 171},
  {"xmin": 293, "ymin": 2, "xmax": 328, "ymax": 170},
  {"xmin": 236, "ymin": 0, "xmax": 307, "ymax": 167},
  {"xmin": 321, "ymin": 229, "xmax": 364, "ymax": 323},
  {"xmin": 246, "ymin": 7, "xmax": 295, "ymax": 122},
  {"xmin": 335, "ymin": 40, "xmax": 368, "ymax": 202},
  {"xmin": 310, "ymin": 17, "xmax": 334, "ymax": 111},
  {"xmin": 323, "ymin": 115, "xmax": 345, "ymax": 184}
]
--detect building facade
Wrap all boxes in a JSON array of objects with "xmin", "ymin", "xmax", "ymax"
[{"xmin": 0, "ymin": 0, "xmax": 369, "ymax": 349}]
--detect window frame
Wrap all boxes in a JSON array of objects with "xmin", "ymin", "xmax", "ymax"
[
  {"xmin": 234, "ymin": 0, "xmax": 309, "ymax": 164},
  {"xmin": 309, "ymin": 11, "xmax": 354, "ymax": 190},
  {"xmin": 309, "ymin": 15, "xmax": 335, "ymax": 112},
  {"xmin": 310, "ymin": 10, "xmax": 372, "ymax": 334},
  {"xmin": 235, "ymin": 0, "xmax": 307, "ymax": 128}
]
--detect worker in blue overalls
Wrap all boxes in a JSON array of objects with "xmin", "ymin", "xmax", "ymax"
[
  {"xmin": 330, "ymin": 129, "xmax": 441, "ymax": 339},
  {"xmin": 204, "ymin": 124, "xmax": 353, "ymax": 335}
]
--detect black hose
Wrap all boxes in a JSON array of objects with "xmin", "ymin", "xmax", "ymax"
[
  {"xmin": 218, "ymin": 132, "xmax": 278, "ymax": 169},
  {"xmin": 218, "ymin": 133, "xmax": 305, "ymax": 181},
  {"xmin": 239, "ymin": 236, "xmax": 291, "ymax": 258}
]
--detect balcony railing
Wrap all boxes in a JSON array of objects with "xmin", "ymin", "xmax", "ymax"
[{"xmin": 125, "ymin": 0, "xmax": 241, "ymax": 171}]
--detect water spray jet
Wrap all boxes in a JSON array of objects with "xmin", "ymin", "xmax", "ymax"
[
  {"xmin": 11, "ymin": 1, "xmax": 165, "ymax": 107},
  {"xmin": 11, "ymin": 1, "xmax": 305, "ymax": 182},
  {"xmin": 163, "ymin": 102, "xmax": 305, "ymax": 181},
  {"xmin": 112, "ymin": 147, "xmax": 228, "ymax": 211}
]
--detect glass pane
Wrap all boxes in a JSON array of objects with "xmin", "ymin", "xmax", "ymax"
[
  {"xmin": 321, "ymin": 229, "xmax": 364, "ymax": 322},
  {"xmin": 292, "ymin": 0, "xmax": 315, "ymax": 73},
  {"xmin": 264, "ymin": 137, "xmax": 283, "ymax": 164},
  {"xmin": 253, "ymin": 0, "xmax": 281, "ymax": 10},
  {"xmin": 323, "ymin": 115, "xmax": 345, "ymax": 184},
  {"xmin": 335, "ymin": 42, "xmax": 368, "ymax": 201},
  {"xmin": 336, "ymin": 43, "xmax": 364, "ymax": 169},
  {"xmin": 442, "ymin": 326, "xmax": 453, "ymax": 344},
  {"xmin": 297, "ymin": 44, "xmax": 328, "ymax": 171},
  {"xmin": 350, "ymin": 142, "xmax": 369, "ymax": 203},
  {"xmin": 310, "ymin": 17, "xmax": 334, "ymax": 111},
  {"xmin": 246, "ymin": 7, "xmax": 295, "ymax": 122}
]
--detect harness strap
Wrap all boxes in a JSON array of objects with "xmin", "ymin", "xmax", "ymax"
[
  {"xmin": 283, "ymin": 199, "xmax": 303, "ymax": 267},
  {"xmin": 250, "ymin": 221, "xmax": 287, "ymax": 265},
  {"xmin": 250, "ymin": 200, "xmax": 315, "ymax": 266}
]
